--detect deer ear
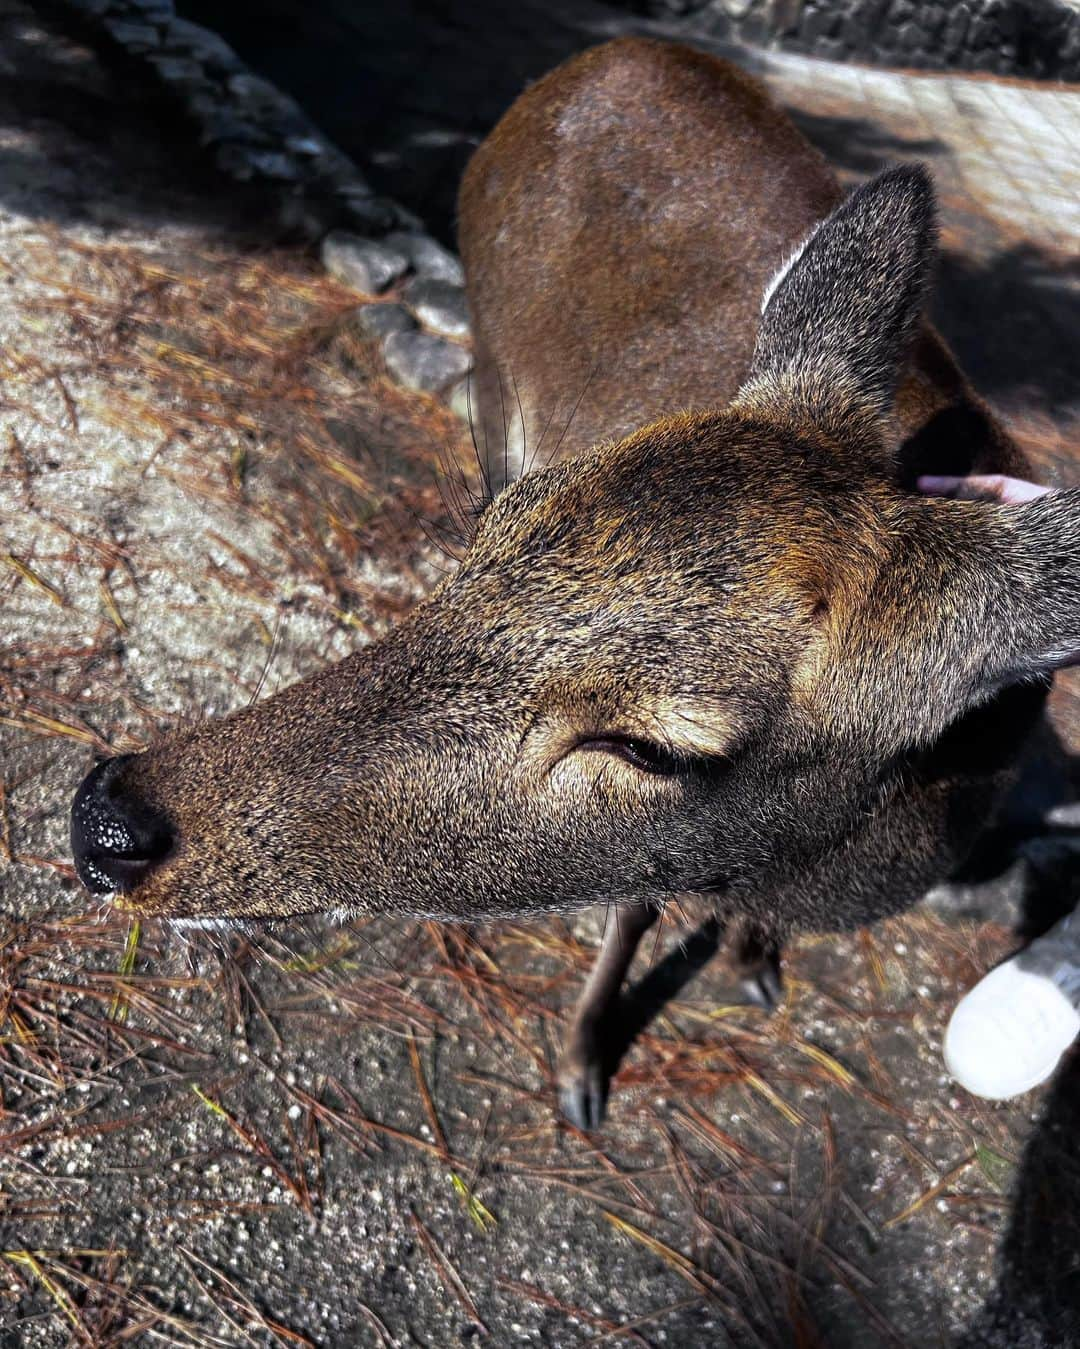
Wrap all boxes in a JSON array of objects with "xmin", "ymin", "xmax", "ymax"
[
  {"xmin": 842, "ymin": 489, "xmax": 1080, "ymax": 754},
  {"xmin": 734, "ymin": 165, "xmax": 937, "ymax": 440}
]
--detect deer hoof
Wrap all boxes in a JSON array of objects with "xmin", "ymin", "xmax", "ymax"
[
  {"xmin": 557, "ymin": 1024, "xmax": 611, "ymax": 1130},
  {"xmin": 740, "ymin": 958, "xmax": 783, "ymax": 1012},
  {"xmin": 558, "ymin": 1063, "xmax": 609, "ymax": 1132}
]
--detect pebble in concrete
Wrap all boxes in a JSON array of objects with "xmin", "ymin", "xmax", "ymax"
[
  {"xmin": 352, "ymin": 303, "xmax": 418, "ymax": 340},
  {"xmin": 402, "ymin": 277, "xmax": 470, "ymax": 340},
  {"xmin": 383, "ymin": 331, "xmax": 471, "ymax": 394},
  {"xmin": 322, "ymin": 232, "xmax": 409, "ymax": 295}
]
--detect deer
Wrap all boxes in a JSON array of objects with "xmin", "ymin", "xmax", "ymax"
[{"xmin": 71, "ymin": 37, "xmax": 1080, "ymax": 1130}]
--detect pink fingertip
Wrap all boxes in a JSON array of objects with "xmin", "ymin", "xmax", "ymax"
[{"xmin": 916, "ymin": 475, "xmax": 960, "ymax": 495}]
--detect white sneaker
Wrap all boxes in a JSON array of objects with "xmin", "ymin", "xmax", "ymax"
[{"xmin": 944, "ymin": 909, "xmax": 1080, "ymax": 1100}]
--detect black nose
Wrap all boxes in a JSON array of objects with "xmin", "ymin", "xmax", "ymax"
[{"xmin": 70, "ymin": 755, "xmax": 174, "ymax": 895}]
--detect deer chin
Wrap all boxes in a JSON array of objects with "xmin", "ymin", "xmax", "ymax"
[
  {"xmin": 168, "ymin": 915, "xmax": 256, "ymax": 933},
  {"xmin": 107, "ymin": 886, "xmax": 246, "ymax": 931}
]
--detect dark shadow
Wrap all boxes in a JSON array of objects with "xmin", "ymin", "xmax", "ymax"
[
  {"xmin": 171, "ymin": 0, "xmax": 751, "ymax": 244},
  {"xmin": 4, "ymin": 3, "xmax": 275, "ymax": 241},
  {"xmin": 958, "ymin": 1052, "xmax": 1080, "ymax": 1347},
  {"xmin": 934, "ymin": 245, "xmax": 1080, "ymax": 412},
  {"xmin": 785, "ymin": 107, "xmax": 948, "ymax": 178},
  {"xmin": 953, "ymin": 801, "xmax": 1080, "ymax": 941},
  {"xmin": 937, "ymin": 685, "xmax": 1080, "ymax": 938}
]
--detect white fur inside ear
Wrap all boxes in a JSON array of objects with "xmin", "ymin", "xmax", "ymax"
[{"xmin": 760, "ymin": 222, "xmax": 821, "ymax": 314}]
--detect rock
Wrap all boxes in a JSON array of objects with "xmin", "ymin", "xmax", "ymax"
[
  {"xmin": 402, "ymin": 277, "xmax": 470, "ymax": 339},
  {"xmin": 815, "ymin": 35, "xmax": 850, "ymax": 60},
  {"xmin": 214, "ymin": 144, "xmax": 255, "ymax": 180},
  {"xmin": 244, "ymin": 150, "xmax": 303, "ymax": 181},
  {"xmin": 334, "ymin": 181, "xmax": 375, "ymax": 205},
  {"xmin": 65, "ymin": 0, "xmax": 112, "ymax": 16},
  {"xmin": 922, "ymin": 859, "xmax": 1026, "ymax": 930},
  {"xmin": 383, "ymin": 332, "xmax": 471, "ymax": 393},
  {"xmin": 285, "ymin": 135, "xmax": 325, "ymax": 157},
  {"xmin": 801, "ymin": 8, "xmax": 834, "ymax": 41},
  {"xmin": 351, "ymin": 303, "xmax": 417, "ymax": 340},
  {"xmin": 276, "ymin": 197, "xmax": 335, "ymax": 242},
  {"xmin": 943, "ymin": 4, "xmax": 971, "ymax": 54},
  {"xmin": 384, "ymin": 231, "xmax": 465, "ymax": 285},
  {"xmin": 321, "ymin": 232, "xmax": 408, "ymax": 295},
  {"xmin": 199, "ymin": 111, "xmax": 271, "ymax": 148},
  {"xmin": 898, "ymin": 20, "xmax": 924, "ymax": 51},
  {"xmin": 146, "ymin": 54, "xmax": 206, "ymax": 85},
  {"xmin": 226, "ymin": 72, "xmax": 281, "ymax": 103},
  {"xmin": 335, "ymin": 189, "xmax": 403, "ymax": 237},
  {"xmin": 843, "ymin": 0, "xmax": 880, "ymax": 45},
  {"xmin": 448, "ymin": 378, "xmax": 475, "ymax": 423},
  {"xmin": 132, "ymin": 0, "xmax": 175, "ymax": 17},
  {"xmin": 921, "ymin": 4, "xmax": 947, "ymax": 39},
  {"xmin": 969, "ymin": 16, "xmax": 1002, "ymax": 47},
  {"xmin": 104, "ymin": 19, "xmax": 163, "ymax": 49},
  {"xmin": 161, "ymin": 17, "xmax": 243, "ymax": 72}
]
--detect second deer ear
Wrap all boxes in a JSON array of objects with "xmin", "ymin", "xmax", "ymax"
[{"xmin": 734, "ymin": 165, "xmax": 937, "ymax": 443}]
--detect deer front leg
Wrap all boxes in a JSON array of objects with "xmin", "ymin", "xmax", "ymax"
[
  {"xmin": 733, "ymin": 921, "xmax": 784, "ymax": 1011},
  {"xmin": 557, "ymin": 900, "xmax": 660, "ymax": 1131}
]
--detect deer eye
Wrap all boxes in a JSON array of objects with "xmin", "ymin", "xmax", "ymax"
[{"xmin": 576, "ymin": 734, "xmax": 685, "ymax": 776}]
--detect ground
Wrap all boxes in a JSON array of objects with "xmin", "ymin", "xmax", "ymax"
[{"xmin": 2, "ymin": 3, "xmax": 1080, "ymax": 1346}]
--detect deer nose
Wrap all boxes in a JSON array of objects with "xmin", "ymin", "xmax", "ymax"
[{"xmin": 70, "ymin": 755, "xmax": 174, "ymax": 895}]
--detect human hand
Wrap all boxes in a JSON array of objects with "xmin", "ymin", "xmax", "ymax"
[{"xmin": 917, "ymin": 474, "xmax": 1054, "ymax": 504}]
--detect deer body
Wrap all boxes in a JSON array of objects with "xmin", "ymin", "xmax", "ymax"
[
  {"xmin": 72, "ymin": 39, "xmax": 1080, "ymax": 1130},
  {"xmin": 459, "ymin": 39, "xmax": 1025, "ymax": 489}
]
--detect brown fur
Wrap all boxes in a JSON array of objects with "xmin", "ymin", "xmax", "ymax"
[
  {"xmin": 459, "ymin": 38, "xmax": 1025, "ymax": 489},
  {"xmin": 72, "ymin": 39, "xmax": 1080, "ymax": 1125}
]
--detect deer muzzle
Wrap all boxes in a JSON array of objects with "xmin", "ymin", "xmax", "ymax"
[{"xmin": 71, "ymin": 754, "xmax": 176, "ymax": 896}]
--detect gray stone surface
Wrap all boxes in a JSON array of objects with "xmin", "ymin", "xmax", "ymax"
[
  {"xmin": 158, "ymin": 15, "xmax": 242, "ymax": 69},
  {"xmin": 635, "ymin": 0, "xmax": 1080, "ymax": 79},
  {"xmin": 383, "ymin": 330, "xmax": 472, "ymax": 391},
  {"xmin": 402, "ymin": 275, "xmax": 470, "ymax": 339},
  {"xmin": 103, "ymin": 18, "xmax": 161, "ymax": 48},
  {"xmin": 321, "ymin": 231, "xmax": 409, "ymax": 294},
  {"xmin": 351, "ymin": 301, "xmax": 418, "ymax": 339},
  {"xmin": 146, "ymin": 53, "xmax": 205, "ymax": 83},
  {"xmin": 385, "ymin": 229, "xmax": 466, "ymax": 284}
]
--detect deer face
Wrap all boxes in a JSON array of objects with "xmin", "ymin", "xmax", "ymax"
[
  {"xmin": 71, "ymin": 168, "xmax": 1080, "ymax": 927},
  {"xmin": 69, "ymin": 414, "xmax": 871, "ymax": 924}
]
